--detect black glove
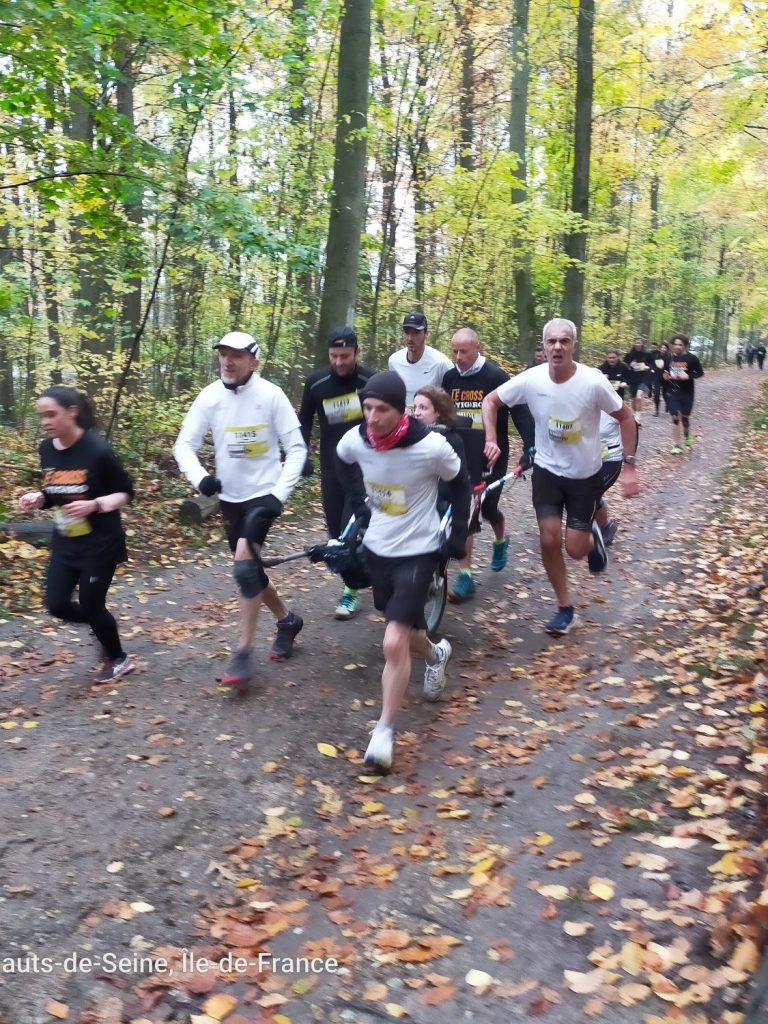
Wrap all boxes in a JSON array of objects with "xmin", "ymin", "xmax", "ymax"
[
  {"xmin": 518, "ymin": 447, "xmax": 535, "ymax": 473},
  {"xmin": 251, "ymin": 494, "xmax": 283, "ymax": 520},
  {"xmin": 307, "ymin": 543, "xmax": 328, "ymax": 564},
  {"xmin": 199, "ymin": 475, "xmax": 222, "ymax": 497},
  {"xmin": 302, "ymin": 456, "xmax": 314, "ymax": 478},
  {"xmin": 352, "ymin": 504, "xmax": 371, "ymax": 526}
]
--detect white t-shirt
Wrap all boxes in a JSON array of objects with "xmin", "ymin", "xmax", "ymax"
[
  {"xmin": 336, "ymin": 426, "xmax": 460, "ymax": 557},
  {"xmin": 174, "ymin": 375, "xmax": 306, "ymax": 503},
  {"xmin": 388, "ymin": 345, "xmax": 453, "ymax": 410},
  {"xmin": 496, "ymin": 363, "xmax": 622, "ymax": 478},
  {"xmin": 600, "ymin": 411, "xmax": 623, "ymax": 462}
]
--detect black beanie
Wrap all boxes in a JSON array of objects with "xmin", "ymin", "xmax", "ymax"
[{"xmin": 359, "ymin": 371, "xmax": 406, "ymax": 414}]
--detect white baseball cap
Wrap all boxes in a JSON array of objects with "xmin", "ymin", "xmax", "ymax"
[{"xmin": 213, "ymin": 331, "xmax": 261, "ymax": 357}]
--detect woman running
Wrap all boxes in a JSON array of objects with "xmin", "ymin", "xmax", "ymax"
[{"xmin": 19, "ymin": 387, "xmax": 135, "ymax": 684}]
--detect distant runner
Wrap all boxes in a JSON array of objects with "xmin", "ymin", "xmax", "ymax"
[
  {"xmin": 663, "ymin": 334, "xmax": 704, "ymax": 454},
  {"xmin": 388, "ymin": 312, "xmax": 452, "ymax": 410}
]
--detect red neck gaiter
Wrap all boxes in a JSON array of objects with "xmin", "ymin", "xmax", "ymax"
[{"xmin": 367, "ymin": 414, "xmax": 410, "ymax": 452}]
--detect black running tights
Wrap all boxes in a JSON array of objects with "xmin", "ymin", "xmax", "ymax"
[{"xmin": 45, "ymin": 558, "xmax": 124, "ymax": 660}]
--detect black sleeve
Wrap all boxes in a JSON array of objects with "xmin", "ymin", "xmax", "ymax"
[
  {"xmin": 510, "ymin": 403, "xmax": 535, "ymax": 458},
  {"xmin": 689, "ymin": 355, "xmax": 704, "ymax": 379},
  {"xmin": 334, "ymin": 451, "xmax": 367, "ymax": 517},
  {"xmin": 96, "ymin": 446, "xmax": 134, "ymax": 501},
  {"xmin": 443, "ymin": 461, "xmax": 471, "ymax": 543},
  {"xmin": 297, "ymin": 379, "xmax": 316, "ymax": 446}
]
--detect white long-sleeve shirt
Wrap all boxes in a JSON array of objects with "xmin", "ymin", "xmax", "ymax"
[{"xmin": 173, "ymin": 375, "xmax": 306, "ymax": 504}]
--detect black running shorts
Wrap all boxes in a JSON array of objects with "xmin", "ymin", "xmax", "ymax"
[
  {"xmin": 532, "ymin": 465, "xmax": 602, "ymax": 533},
  {"xmin": 220, "ymin": 497, "xmax": 276, "ymax": 552},
  {"xmin": 666, "ymin": 391, "xmax": 694, "ymax": 417},
  {"xmin": 364, "ymin": 549, "xmax": 440, "ymax": 630},
  {"xmin": 600, "ymin": 459, "xmax": 622, "ymax": 497}
]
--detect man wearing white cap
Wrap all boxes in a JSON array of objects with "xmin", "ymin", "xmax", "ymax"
[{"xmin": 174, "ymin": 332, "xmax": 307, "ymax": 690}]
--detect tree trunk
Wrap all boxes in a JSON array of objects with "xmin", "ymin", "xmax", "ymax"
[
  {"xmin": 316, "ymin": 0, "xmax": 371, "ymax": 363},
  {"xmin": 455, "ymin": 2, "xmax": 475, "ymax": 173},
  {"xmin": 228, "ymin": 89, "xmax": 243, "ymax": 325},
  {"xmin": 562, "ymin": 0, "xmax": 594, "ymax": 338},
  {"xmin": 509, "ymin": 0, "xmax": 536, "ymax": 357},
  {"xmin": 115, "ymin": 40, "xmax": 143, "ymax": 372},
  {"xmin": 412, "ymin": 52, "xmax": 430, "ymax": 306}
]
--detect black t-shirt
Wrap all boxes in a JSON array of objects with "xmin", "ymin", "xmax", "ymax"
[
  {"xmin": 663, "ymin": 352, "xmax": 704, "ymax": 394},
  {"xmin": 442, "ymin": 361, "xmax": 535, "ymax": 482},
  {"xmin": 598, "ymin": 360, "xmax": 632, "ymax": 399},
  {"xmin": 40, "ymin": 431, "xmax": 133, "ymax": 566},
  {"xmin": 623, "ymin": 348, "xmax": 654, "ymax": 385},
  {"xmin": 298, "ymin": 364, "xmax": 375, "ymax": 460}
]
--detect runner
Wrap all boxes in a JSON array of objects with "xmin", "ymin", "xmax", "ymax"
[
  {"xmin": 336, "ymin": 371, "xmax": 470, "ymax": 772},
  {"xmin": 482, "ymin": 318, "xmax": 639, "ymax": 635},
  {"xmin": 623, "ymin": 337, "xmax": 653, "ymax": 424},
  {"xmin": 173, "ymin": 331, "xmax": 306, "ymax": 689},
  {"xmin": 298, "ymin": 325, "xmax": 374, "ymax": 619},
  {"xmin": 388, "ymin": 311, "xmax": 452, "ymax": 410},
  {"xmin": 663, "ymin": 334, "xmax": 704, "ymax": 454},
  {"xmin": 649, "ymin": 342, "xmax": 670, "ymax": 415},
  {"xmin": 597, "ymin": 349, "xmax": 632, "ymax": 399},
  {"xmin": 19, "ymin": 387, "xmax": 135, "ymax": 684},
  {"xmin": 412, "ymin": 386, "xmax": 469, "ymax": 472},
  {"xmin": 757, "ymin": 341, "xmax": 767, "ymax": 371},
  {"xmin": 441, "ymin": 327, "xmax": 534, "ymax": 602}
]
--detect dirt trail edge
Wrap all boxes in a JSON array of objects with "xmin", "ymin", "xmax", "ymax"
[{"xmin": 0, "ymin": 368, "xmax": 765, "ymax": 1024}]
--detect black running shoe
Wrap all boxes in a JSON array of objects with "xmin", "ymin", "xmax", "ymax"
[
  {"xmin": 222, "ymin": 647, "xmax": 252, "ymax": 689},
  {"xmin": 587, "ymin": 521, "xmax": 608, "ymax": 573},
  {"xmin": 270, "ymin": 614, "xmax": 303, "ymax": 661}
]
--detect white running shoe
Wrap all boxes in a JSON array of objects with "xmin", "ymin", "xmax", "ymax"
[
  {"xmin": 364, "ymin": 722, "xmax": 394, "ymax": 772},
  {"xmin": 423, "ymin": 639, "xmax": 452, "ymax": 702}
]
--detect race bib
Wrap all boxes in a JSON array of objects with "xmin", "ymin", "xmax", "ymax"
[
  {"xmin": 634, "ymin": 362, "xmax": 648, "ymax": 372},
  {"xmin": 54, "ymin": 509, "xmax": 93, "ymax": 538},
  {"xmin": 669, "ymin": 365, "xmax": 687, "ymax": 379},
  {"xmin": 611, "ymin": 380, "xmax": 623, "ymax": 391},
  {"xmin": 655, "ymin": 359, "xmax": 664, "ymax": 368},
  {"xmin": 548, "ymin": 417, "xmax": 583, "ymax": 445},
  {"xmin": 365, "ymin": 480, "xmax": 407, "ymax": 516},
  {"xmin": 322, "ymin": 391, "xmax": 362, "ymax": 425},
  {"xmin": 226, "ymin": 424, "xmax": 268, "ymax": 458}
]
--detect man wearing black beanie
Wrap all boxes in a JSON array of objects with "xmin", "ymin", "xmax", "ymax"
[
  {"xmin": 298, "ymin": 326, "xmax": 374, "ymax": 619},
  {"xmin": 335, "ymin": 371, "xmax": 471, "ymax": 772}
]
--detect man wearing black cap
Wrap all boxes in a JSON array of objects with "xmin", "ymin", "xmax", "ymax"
[
  {"xmin": 298, "ymin": 325, "xmax": 375, "ymax": 618},
  {"xmin": 388, "ymin": 312, "xmax": 452, "ymax": 410},
  {"xmin": 336, "ymin": 371, "xmax": 471, "ymax": 772},
  {"xmin": 174, "ymin": 331, "xmax": 307, "ymax": 690}
]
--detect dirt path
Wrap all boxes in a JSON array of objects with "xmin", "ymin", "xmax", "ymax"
[{"xmin": 0, "ymin": 368, "xmax": 764, "ymax": 1024}]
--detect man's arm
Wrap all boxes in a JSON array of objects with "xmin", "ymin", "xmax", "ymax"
[
  {"xmin": 611, "ymin": 404, "xmax": 640, "ymax": 498},
  {"xmin": 272, "ymin": 427, "xmax": 307, "ymax": 504},
  {"xmin": 173, "ymin": 395, "xmax": 211, "ymax": 490},
  {"xmin": 689, "ymin": 355, "xmax": 704, "ymax": 379},
  {"xmin": 509, "ymin": 403, "xmax": 536, "ymax": 470},
  {"xmin": 482, "ymin": 390, "xmax": 507, "ymax": 467}
]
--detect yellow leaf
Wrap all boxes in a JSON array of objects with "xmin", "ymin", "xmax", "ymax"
[
  {"xmin": 563, "ymin": 921, "xmax": 593, "ymax": 936},
  {"xmin": 362, "ymin": 801, "xmax": 384, "ymax": 813},
  {"xmin": 274, "ymin": 1016, "xmax": 293, "ymax": 1024},
  {"xmin": 448, "ymin": 888, "xmax": 473, "ymax": 900},
  {"xmin": 620, "ymin": 942, "xmax": 644, "ymax": 976},
  {"xmin": 384, "ymin": 1004, "xmax": 409, "ymax": 1018},
  {"xmin": 730, "ymin": 938, "xmax": 760, "ymax": 973},
  {"xmin": 357, "ymin": 775, "xmax": 381, "ymax": 783},
  {"xmin": 234, "ymin": 878, "xmax": 260, "ymax": 888},
  {"xmin": 202, "ymin": 994, "xmax": 238, "ymax": 1021},
  {"xmin": 535, "ymin": 832, "xmax": 554, "ymax": 847},
  {"xmin": 564, "ymin": 968, "xmax": 614, "ymax": 994},
  {"xmin": 539, "ymin": 884, "xmax": 569, "ymax": 900},
  {"xmin": 575, "ymin": 792, "xmax": 596, "ymax": 805},
  {"xmin": 363, "ymin": 982, "xmax": 389, "ymax": 1001},
  {"xmin": 46, "ymin": 1002, "xmax": 69, "ymax": 1020},
  {"xmin": 344, "ymin": 663, "xmax": 357, "ymax": 670},
  {"xmin": 22, "ymin": 721, "xmax": 38, "ymax": 729},
  {"xmin": 317, "ymin": 742, "xmax": 338, "ymax": 757},
  {"xmin": 0, "ymin": 722, "xmax": 17, "ymax": 730},
  {"xmin": 589, "ymin": 878, "xmax": 615, "ymax": 901},
  {"xmin": 472, "ymin": 856, "xmax": 496, "ymax": 874}
]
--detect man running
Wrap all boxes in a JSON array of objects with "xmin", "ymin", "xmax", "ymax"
[
  {"xmin": 298, "ymin": 326, "xmax": 374, "ymax": 619},
  {"xmin": 623, "ymin": 337, "xmax": 653, "ymax": 424},
  {"xmin": 597, "ymin": 349, "xmax": 632, "ymax": 400},
  {"xmin": 663, "ymin": 334, "xmax": 704, "ymax": 454},
  {"xmin": 336, "ymin": 371, "xmax": 470, "ymax": 772},
  {"xmin": 174, "ymin": 331, "xmax": 307, "ymax": 689},
  {"xmin": 482, "ymin": 318, "xmax": 639, "ymax": 635},
  {"xmin": 756, "ymin": 341, "xmax": 766, "ymax": 371},
  {"xmin": 388, "ymin": 311, "xmax": 452, "ymax": 410},
  {"xmin": 441, "ymin": 327, "xmax": 534, "ymax": 601}
]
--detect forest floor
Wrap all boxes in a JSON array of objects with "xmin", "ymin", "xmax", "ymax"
[{"xmin": 1, "ymin": 368, "xmax": 767, "ymax": 1024}]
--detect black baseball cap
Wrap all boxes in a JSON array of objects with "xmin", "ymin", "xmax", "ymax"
[
  {"xmin": 327, "ymin": 325, "xmax": 359, "ymax": 349},
  {"xmin": 402, "ymin": 311, "xmax": 428, "ymax": 332}
]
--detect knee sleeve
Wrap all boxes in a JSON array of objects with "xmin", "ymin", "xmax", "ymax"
[{"xmin": 233, "ymin": 558, "xmax": 269, "ymax": 599}]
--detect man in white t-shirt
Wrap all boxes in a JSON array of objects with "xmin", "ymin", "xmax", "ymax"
[
  {"xmin": 174, "ymin": 332, "xmax": 307, "ymax": 689},
  {"xmin": 388, "ymin": 312, "xmax": 452, "ymax": 410},
  {"xmin": 482, "ymin": 319, "xmax": 639, "ymax": 636},
  {"xmin": 336, "ymin": 371, "xmax": 470, "ymax": 772}
]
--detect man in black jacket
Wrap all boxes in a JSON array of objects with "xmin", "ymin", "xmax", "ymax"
[
  {"xmin": 623, "ymin": 337, "xmax": 654, "ymax": 424},
  {"xmin": 298, "ymin": 326, "xmax": 374, "ymax": 619},
  {"xmin": 664, "ymin": 335, "xmax": 704, "ymax": 453},
  {"xmin": 441, "ymin": 328, "xmax": 534, "ymax": 601}
]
